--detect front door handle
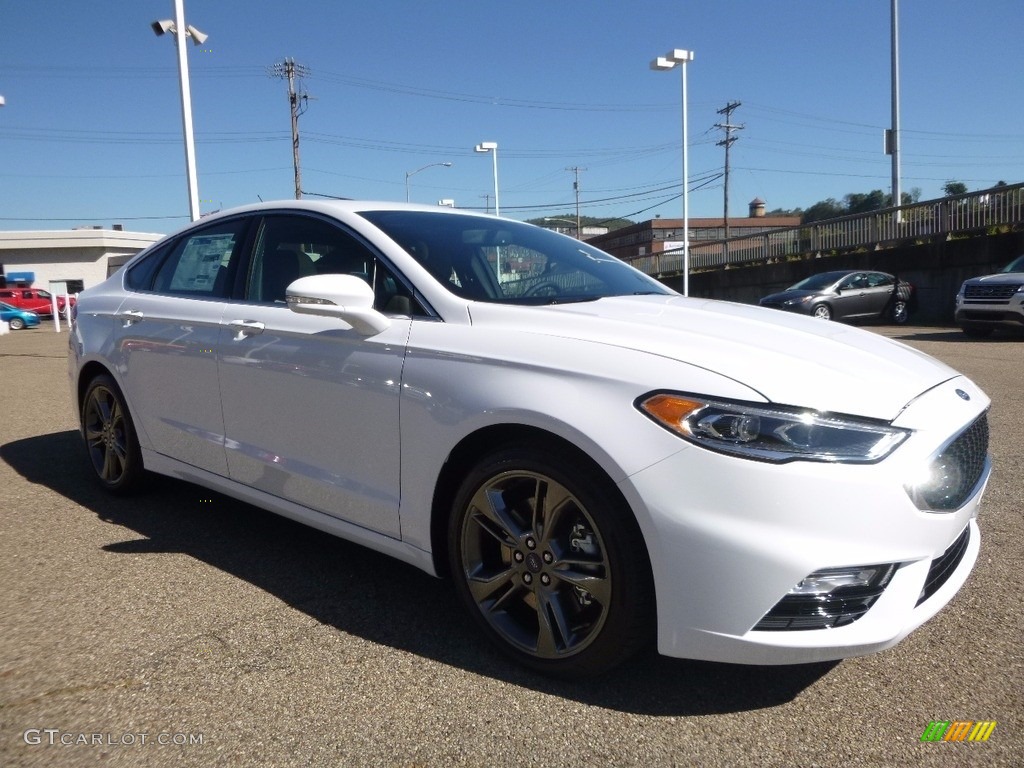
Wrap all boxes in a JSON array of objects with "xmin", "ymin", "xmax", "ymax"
[{"xmin": 228, "ymin": 320, "xmax": 266, "ymax": 338}]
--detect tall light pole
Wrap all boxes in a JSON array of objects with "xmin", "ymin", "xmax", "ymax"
[
  {"xmin": 405, "ymin": 162, "xmax": 452, "ymax": 203},
  {"xmin": 474, "ymin": 142, "xmax": 499, "ymax": 216},
  {"xmin": 152, "ymin": 0, "xmax": 207, "ymax": 222},
  {"xmin": 651, "ymin": 49, "xmax": 694, "ymax": 296},
  {"xmin": 889, "ymin": 0, "xmax": 902, "ymax": 223}
]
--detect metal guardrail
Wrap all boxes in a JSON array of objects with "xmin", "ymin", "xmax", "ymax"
[{"xmin": 629, "ymin": 183, "xmax": 1024, "ymax": 275}]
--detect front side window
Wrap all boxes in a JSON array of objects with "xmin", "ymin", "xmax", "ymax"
[{"xmin": 246, "ymin": 214, "xmax": 420, "ymax": 313}]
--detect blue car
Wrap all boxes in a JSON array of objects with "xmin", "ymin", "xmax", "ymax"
[{"xmin": 0, "ymin": 300, "xmax": 41, "ymax": 330}]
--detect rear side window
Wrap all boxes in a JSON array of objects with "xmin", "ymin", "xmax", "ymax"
[
  {"xmin": 125, "ymin": 241, "xmax": 172, "ymax": 291},
  {"xmin": 126, "ymin": 220, "xmax": 247, "ymax": 297}
]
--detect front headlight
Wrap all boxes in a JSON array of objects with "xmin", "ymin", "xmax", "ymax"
[{"xmin": 638, "ymin": 393, "xmax": 910, "ymax": 464}]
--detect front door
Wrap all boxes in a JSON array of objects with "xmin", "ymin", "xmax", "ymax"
[{"xmin": 217, "ymin": 214, "xmax": 409, "ymax": 537}]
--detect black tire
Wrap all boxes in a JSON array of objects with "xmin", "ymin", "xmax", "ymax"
[
  {"xmin": 447, "ymin": 442, "xmax": 654, "ymax": 677},
  {"xmin": 890, "ymin": 299, "xmax": 910, "ymax": 325},
  {"xmin": 81, "ymin": 374, "xmax": 146, "ymax": 494},
  {"xmin": 8, "ymin": 317, "xmax": 25, "ymax": 330},
  {"xmin": 811, "ymin": 303, "xmax": 832, "ymax": 321},
  {"xmin": 960, "ymin": 324, "xmax": 993, "ymax": 338}
]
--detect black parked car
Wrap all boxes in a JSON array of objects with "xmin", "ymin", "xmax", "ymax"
[{"xmin": 760, "ymin": 270, "xmax": 914, "ymax": 324}]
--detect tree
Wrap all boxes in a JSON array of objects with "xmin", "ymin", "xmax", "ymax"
[
  {"xmin": 526, "ymin": 215, "xmax": 633, "ymax": 231},
  {"xmin": 802, "ymin": 199, "xmax": 845, "ymax": 224},
  {"xmin": 943, "ymin": 181, "xmax": 968, "ymax": 196},
  {"xmin": 844, "ymin": 190, "xmax": 888, "ymax": 215}
]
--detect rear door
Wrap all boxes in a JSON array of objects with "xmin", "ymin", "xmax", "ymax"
[{"xmin": 113, "ymin": 218, "xmax": 249, "ymax": 475}]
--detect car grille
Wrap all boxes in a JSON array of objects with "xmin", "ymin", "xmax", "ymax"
[
  {"xmin": 918, "ymin": 413, "xmax": 989, "ymax": 512},
  {"xmin": 963, "ymin": 283, "xmax": 1021, "ymax": 303},
  {"xmin": 916, "ymin": 526, "xmax": 971, "ymax": 606}
]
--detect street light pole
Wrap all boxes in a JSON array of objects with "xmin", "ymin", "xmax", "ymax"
[
  {"xmin": 651, "ymin": 49, "xmax": 694, "ymax": 296},
  {"xmin": 474, "ymin": 142, "xmax": 499, "ymax": 216},
  {"xmin": 890, "ymin": 0, "xmax": 902, "ymax": 223},
  {"xmin": 405, "ymin": 162, "xmax": 452, "ymax": 203},
  {"xmin": 152, "ymin": 0, "xmax": 207, "ymax": 222}
]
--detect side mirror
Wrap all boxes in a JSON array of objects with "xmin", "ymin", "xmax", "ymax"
[{"xmin": 285, "ymin": 274, "xmax": 391, "ymax": 336}]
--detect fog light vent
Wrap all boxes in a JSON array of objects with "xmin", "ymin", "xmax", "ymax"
[{"xmin": 754, "ymin": 563, "xmax": 897, "ymax": 631}]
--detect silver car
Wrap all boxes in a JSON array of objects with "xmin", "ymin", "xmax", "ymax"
[{"xmin": 954, "ymin": 254, "xmax": 1024, "ymax": 337}]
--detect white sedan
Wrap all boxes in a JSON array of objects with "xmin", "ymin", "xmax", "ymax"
[{"xmin": 68, "ymin": 201, "xmax": 991, "ymax": 676}]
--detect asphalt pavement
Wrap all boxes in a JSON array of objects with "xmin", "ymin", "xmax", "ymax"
[{"xmin": 1, "ymin": 324, "xmax": 1020, "ymax": 767}]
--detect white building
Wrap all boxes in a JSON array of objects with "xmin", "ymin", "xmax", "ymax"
[{"xmin": 0, "ymin": 227, "xmax": 164, "ymax": 293}]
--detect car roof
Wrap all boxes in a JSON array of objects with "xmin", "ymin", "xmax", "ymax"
[{"xmin": 196, "ymin": 199, "xmax": 496, "ymax": 225}]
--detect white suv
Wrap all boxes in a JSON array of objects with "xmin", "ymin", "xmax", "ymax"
[{"xmin": 955, "ymin": 254, "xmax": 1024, "ymax": 337}]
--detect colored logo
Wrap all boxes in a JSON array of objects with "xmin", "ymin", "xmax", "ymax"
[{"xmin": 920, "ymin": 720, "xmax": 996, "ymax": 742}]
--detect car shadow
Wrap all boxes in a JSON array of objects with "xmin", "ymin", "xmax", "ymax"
[
  {"xmin": 885, "ymin": 327, "xmax": 1024, "ymax": 343},
  {"xmin": 1, "ymin": 430, "xmax": 837, "ymax": 716}
]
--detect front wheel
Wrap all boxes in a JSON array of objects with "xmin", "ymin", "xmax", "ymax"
[
  {"xmin": 811, "ymin": 303, "xmax": 832, "ymax": 320},
  {"xmin": 8, "ymin": 317, "xmax": 25, "ymax": 330},
  {"xmin": 81, "ymin": 375, "xmax": 145, "ymax": 494},
  {"xmin": 448, "ymin": 443, "xmax": 653, "ymax": 677}
]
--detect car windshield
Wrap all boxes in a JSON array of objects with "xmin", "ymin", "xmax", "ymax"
[
  {"xmin": 1001, "ymin": 255, "xmax": 1024, "ymax": 273},
  {"xmin": 0, "ymin": 301, "xmax": 14, "ymax": 311},
  {"xmin": 360, "ymin": 210, "xmax": 673, "ymax": 304},
  {"xmin": 787, "ymin": 272, "xmax": 848, "ymax": 292}
]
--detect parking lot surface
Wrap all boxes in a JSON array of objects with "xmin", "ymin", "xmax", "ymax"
[{"xmin": 1, "ymin": 325, "xmax": 1020, "ymax": 767}]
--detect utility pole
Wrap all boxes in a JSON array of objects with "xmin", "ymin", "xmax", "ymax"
[
  {"xmin": 566, "ymin": 166, "xmax": 587, "ymax": 238},
  {"xmin": 270, "ymin": 58, "xmax": 310, "ymax": 199},
  {"xmin": 715, "ymin": 101, "xmax": 744, "ymax": 241}
]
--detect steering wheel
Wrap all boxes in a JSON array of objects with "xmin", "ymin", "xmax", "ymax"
[{"xmin": 524, "ymin": 281, "xmax": 561, "ymax": 297}]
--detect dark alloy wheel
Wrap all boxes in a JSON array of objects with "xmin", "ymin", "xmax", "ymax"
[
  {"xmin": 448, "ymin": 443, "xmax": 653, "ymax": 677},
  {"xmin": 81, "ymin": 375, "xmax": 145, "ymax": 494}
]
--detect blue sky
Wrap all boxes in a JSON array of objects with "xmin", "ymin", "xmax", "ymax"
[{"xmin": 1, "ymin": 0, "xmax": 1022, "ymax": 233}]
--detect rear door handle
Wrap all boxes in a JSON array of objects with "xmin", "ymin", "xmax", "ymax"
[
  {"xmin": 228, "ymin": 320, "xmax": 266, "ymax": 338},
  {"xmin": 119, "ymin": 309, "xmax": 144, "ymax": 326}
]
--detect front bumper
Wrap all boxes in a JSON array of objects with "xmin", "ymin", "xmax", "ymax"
[
  {"xmin": 955, "ymin": 289, "xmax": 1024, "ymax": 328},
  {"xmin": 619, "ymin": 375, "xmax": 990, "ymax": 665}
]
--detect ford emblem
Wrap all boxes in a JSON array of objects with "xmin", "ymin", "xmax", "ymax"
[{"xmin": 955, "ymin": 389, "xmax": 971, "ymax": 401}]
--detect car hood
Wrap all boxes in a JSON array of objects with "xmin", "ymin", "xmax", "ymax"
[
  {"xmin": 468, "ymin": 295, "xmax": 957, "ymax": 421},
  {"xmin": 759, "ymin": 289, "xmax": 823, "ymax": 303},
  {"xmin": 966, "ymin": 271, "xmax": 1024, "ymax": 285}
]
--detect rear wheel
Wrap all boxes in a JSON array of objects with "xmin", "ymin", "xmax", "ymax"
[
  {"xmin": 811, "ymin": 303, "xmax": 832, "ymax": 320},
  {"xmin": 448, "ymin": 443, "xmax": 654, "ymax": 677},
  {"xmin": 891, "ymin": 299, "xmax": 909, "ymax": 325},
  {"xmin": 81, "ymin": 375, "xmax": 145, "ymax": 494}
]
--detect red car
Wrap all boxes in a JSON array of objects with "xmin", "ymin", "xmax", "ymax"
[{"xmin": 0, "ymin": 288, "xmax": 75, "ymax": 316}]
